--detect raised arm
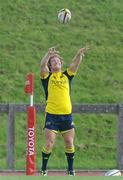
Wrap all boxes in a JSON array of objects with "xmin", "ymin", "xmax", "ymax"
[
  {"xmin": 40, "ymin": 47, "xmax": 58, "ymax": 78},
  {"xmin": 68, "ymin": 47, "xmax": 89, "ymax": 73}
]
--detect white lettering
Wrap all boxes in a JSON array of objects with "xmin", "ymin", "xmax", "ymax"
[
  {"xmin": 29, "ymin": 131, "xmax": 34, "ymax": 137},
  {"xmin": 28, "ymin": 126, "xmax": 35, "ymax": 155}
]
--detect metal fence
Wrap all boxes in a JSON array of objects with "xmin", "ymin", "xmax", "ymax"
[{"xmin": 0, "ymin": 103, "xmax": 123, "ymax": 169}]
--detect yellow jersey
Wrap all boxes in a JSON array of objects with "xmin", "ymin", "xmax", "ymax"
[{"xmin": 41, "ymin": 69, "xmax": 75, "ymax": 114}]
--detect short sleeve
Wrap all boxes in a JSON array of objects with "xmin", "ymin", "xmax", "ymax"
[
  {"xmin": 67, "ymin": 68, "xmax": 76, "ymax": 76},
  {"xmin": 40, "ymin": 72, "xmax": 50, "ymax": 79}
]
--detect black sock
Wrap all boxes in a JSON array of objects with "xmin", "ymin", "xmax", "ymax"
[
  {"xmin": 65, "ymin": 152, "xmax": 75, "ymax": 171},
  {"xmin": 41, "ymin": 152, "xmax": 51, "ymax": 171}
]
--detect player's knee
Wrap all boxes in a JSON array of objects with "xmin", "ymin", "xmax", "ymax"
[
  {"xmin": 46, "ymin": 139, "xmax": 55, "ymax": 149},
  {"xmin": 65, "ymin": 139, "xmax": 74, "ymax": 147}
]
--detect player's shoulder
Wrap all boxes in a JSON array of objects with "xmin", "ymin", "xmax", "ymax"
[
  {"xmin": 40, "ymin": 72, "xmax": 51, "ymax": 80},
  {"xmin": 63, "ymin": 69, "xmax": 76, "ymax": 76}
]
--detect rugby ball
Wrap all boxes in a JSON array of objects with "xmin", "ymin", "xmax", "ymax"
[
  {"xmin": 105, "ymin": 169, "xmax": 121, "ymax": 176},
  {"xmin": 58, "ymin": 8, "xmax": 71, "ymax": 23}
]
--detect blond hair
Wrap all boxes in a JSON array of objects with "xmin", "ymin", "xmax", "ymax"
[{"xmin": 47, "ymin": 54, "xmax": 64, "ymax": 70}]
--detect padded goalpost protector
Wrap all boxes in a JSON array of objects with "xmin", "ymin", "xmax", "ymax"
[{"xmin": 26, "ymin": 106, "xmax": 36, "ymax": 175}]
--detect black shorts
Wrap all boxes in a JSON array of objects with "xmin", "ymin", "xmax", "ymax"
[{"xmin": 44, "ymin": 113, "xmax": 75, "ymax": 133}]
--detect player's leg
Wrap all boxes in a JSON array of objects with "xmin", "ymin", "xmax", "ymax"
[
  {"xmin": 41, "ymin": 128, "xmax": 57, "ymax": 175},
  {"xmin": 62, "ymin": 129, "xmax": 75, "ymax": 176},
  {"xmin": 41, "ymin": 113, "xmax": 58, "ymax": 175}
]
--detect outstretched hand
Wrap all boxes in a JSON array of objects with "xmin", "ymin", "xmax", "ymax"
[
  {"xmin": 48, "ymin": 47, "xmax": 60, "ymax": 57},
  {"xmin": 78, "ymin": 46, "xmax": 90, "ymax": 57}
]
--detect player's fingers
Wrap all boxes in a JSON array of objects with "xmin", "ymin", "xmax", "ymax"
[
  {"xmin": 80, "ymin": 46, "xmax": 90, "ymax": 54},
  {"xmin": 51, "ymin": 47, "xmax": 56, "ymax": 51},
  {"xmin": 85, "ymin": 47, "xmax": 90, "ymax": 50},
  {"xmin": 48, "ymin": 47, "xmax": 56, "ymax": 51},
  {"xmin": 50, "ymin": 45, "xmax": 60, "ymax": 51},
  {"xmin": 49, "ymin": 48, "xmax": 60, "ymax": 56},
  {"xmin": 80, "ymin": 48, "xmax": 85, "ymax": 53},
  {"xmin": 84, "ymin": 45, "xmax": 90, "ymax": 51},
  {"xmin": 54, "ymin": 50, "xmax": 60, "ymax": 54},
  {"xmin": 48, "ymin": 51, "xmax": 60, "ymax": 58},
  {"xmin": 49, "ymin": 51, "xmax": 60, "ymax": 55},
  {"xmin": 81, "ymin": 45, "xmax": 90, "ymax": 50}
]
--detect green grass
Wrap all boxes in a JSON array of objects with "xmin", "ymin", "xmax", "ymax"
[
  {"xmin": 0, "ymin": 176, "xmax": 122, "ymax": 180},
  {"xmin": 0, "ymin": 113, "xmax": 118, "ymax": 170},
  {"xmin": 0, "ymin": 176, "xmax": 115, "ymax": 180},
  {"xmin": 0, "ymin": 0, "xmax": 123, "ymax": 170}
]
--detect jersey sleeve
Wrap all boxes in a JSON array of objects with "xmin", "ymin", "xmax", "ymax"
[
  {"xmin": 63, "ymin": 69, "xmax": 76, "ymax": 80},
  {"xmin": 67, "ymin": 68, "xmax": 76, "ymax": 76},
  {"xmin": 40, "ymin": 72, "xmax": 50, "ymax": 79},
  {"xmin": 40, "ymin": 73, "xmax": 51, "ymax": 100}
]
